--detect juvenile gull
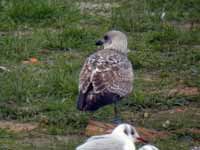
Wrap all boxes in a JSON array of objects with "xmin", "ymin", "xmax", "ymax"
[
  {"xmin": 76, "ymin": 124, "xmax": 146, "ymax": 150},
  {"xmin": 77, "ymin": 30, "xmax": 134, "ymax": 123}
]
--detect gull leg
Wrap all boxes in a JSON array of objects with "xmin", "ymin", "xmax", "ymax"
[
  {"xmin": 114, "ymin": 99, "xmax": 120, "ymax": 125},
  {"xmin": 89, "ymin": 111, "xmax": 95, "ymax": 121}
]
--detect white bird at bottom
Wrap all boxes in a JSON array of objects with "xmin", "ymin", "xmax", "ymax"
[
  {"xmin": 138, "ymin": 144, "xmax": 159, "ymax": 150},
  {"xmin": 76, "ymin": 124, "xmax": 147, "ymax": 150}
]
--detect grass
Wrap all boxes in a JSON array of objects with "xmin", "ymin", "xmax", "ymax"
[{"xmin": 0, "ymin": 0, "xmax": 199, "ymax": 149}]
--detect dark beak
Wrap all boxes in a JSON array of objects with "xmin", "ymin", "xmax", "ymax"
[
  {"xmin": 136, "ymin": 137, "xmax": 148, "ymax": 143},
  {"xmin": 95, "ymin": 40, "xmax": 104, "ymax": 46}
]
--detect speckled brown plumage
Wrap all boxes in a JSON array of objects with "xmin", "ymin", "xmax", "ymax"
[
  {"xmin": 77, "ymin": 30, "xmax": 134, "ymax": 112},
  {"xmin": 79, "ymin": 49, "xmax": 133, "ymax": 96}
]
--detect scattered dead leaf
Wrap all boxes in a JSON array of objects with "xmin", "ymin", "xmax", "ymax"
[
  {"xmin": 22, "ymin": 58, "xmax": 39, "ymax": 64},
  {"xmin": 30, "ymin": 58, "xmax": 39, "ymax": 63},
  {"xmin": 175, "ymin": 108, "xmax": 185, "ymax": 112}
]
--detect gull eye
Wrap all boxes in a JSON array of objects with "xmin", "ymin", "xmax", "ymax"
[
  {"xmin": 124, "ymin": 129, "xmax": 128, "ymax": 135},
  {"xmin": 131, "ymin": 129, "xmax": 135, "ymax": 135},
  {"xmin": 104, "ymin": 35, "xmax": 109, "ymax": 41}
]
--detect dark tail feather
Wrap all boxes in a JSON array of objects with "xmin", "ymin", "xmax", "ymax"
[
  {"xmin": 77, "ymin": 91, "xmax": 86, "ymax": 111},
  {"xmin": 77, "ymin": 87, "xmax": 120, "ymax": 112},
  {"xmin": 83, "ymin": 92, "xmax": 120, "ymax": 111}
]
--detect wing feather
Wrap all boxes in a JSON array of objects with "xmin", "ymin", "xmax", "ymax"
[
  {"xmin": 79, "ymin": 63, "xmax": 91, "ymax": 93},
  {"xmin": 79, "ymin": 55, "xmax": 95, "ymax": 93}
]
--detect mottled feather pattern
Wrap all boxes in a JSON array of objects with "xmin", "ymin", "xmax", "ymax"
[{"xmin": 79, "ymin": 49, "xmax": 133, "ymax": 97}]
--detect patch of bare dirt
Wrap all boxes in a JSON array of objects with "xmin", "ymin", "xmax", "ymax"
[
  {"xmin": 14, "ymin": 131, "xmax": 81, "ymax": 149},
  {"xmin": 151, "ymin": 107, "xmax": 199, "ymax": 117},
  {"xmin": 85, "ymin": 120, "xmax": 169, "ymax": 141},
  {"xmin": 138, "ymin": 74, "xmax": 157, "ymax": 82},
  {"xmin": 168, "ymin": 86, "xmax": 199, "ymax": 96},
  {"xmin": 76, "ymin": 2, "xmax": 120, "ymax": 16},
  {"xmin": 192, "ymin": 45, "xmax": 200, "ymax": 49},
  {"xmin": 156, "ymin": 107, "xmax": 187, "ymax": 115},
  {"xmin": 20, "ymin": 134, "xmax": 79, "ymax": 146},
  {"xmin": 0, "ymin": 121, "xmax": 39, "ymax": 133},
  {"xmin": 0, "ymin": 28, "xmax": 61, "ymax": 38},
  {"xmin": 175, "ymin": 128, "xmax": 200, "ymax": 136},
  {"xmin": 0, "ymin": 31, "xmax": 33, "ymax": 37},
  {"xmin": 169, "ymin": 21, "xmax": 200, "ymax": 30}
]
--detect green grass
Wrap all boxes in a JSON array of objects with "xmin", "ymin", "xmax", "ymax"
[
  {"xmin": 0, "ymin": 0, "xmax": 81, "ymax": 30},
  {"xmin": 0, "ymin": 0, "xmax": 199, "ymax": 149}
]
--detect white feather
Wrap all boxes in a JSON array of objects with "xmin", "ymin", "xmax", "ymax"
[
  {"xmin": 76, "ymin": 124, "xmax": 140, "ymax": 150},
  {"xmin": 138, "ymin": 144, "xmax": 159, "ymax": 150}
]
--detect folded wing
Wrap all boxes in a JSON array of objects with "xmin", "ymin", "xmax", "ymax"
[{"xmin": 77, "ymin": 49, "xmax": 134, "ymax": 111}]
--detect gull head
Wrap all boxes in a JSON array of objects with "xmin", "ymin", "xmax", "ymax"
[
  {"xmin": 96, "ymin": 30, "xmax": 129, "ymax": 54},
  {"xmin": 112, "ymin": 124, "xmax": 147, "ymax": 143},
  {"xmin": 138, "ymin": 144, "xmax": 159, "ymax": 150}
]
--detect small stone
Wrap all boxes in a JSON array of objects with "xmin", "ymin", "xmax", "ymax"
[
  {"xmin": 162, "ymin": 120, "xmax": 170, "ymax": 128},
  {"xmin": 144, "ymin": 112, "xmax": 149, "ymax": 118}
]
